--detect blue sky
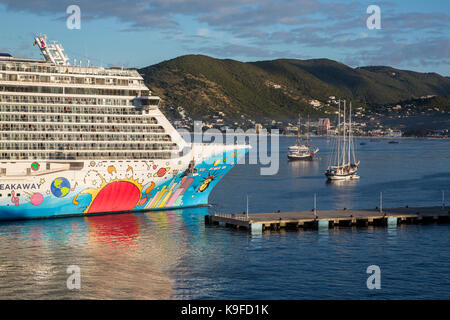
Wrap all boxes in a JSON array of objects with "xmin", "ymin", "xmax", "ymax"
[{"xmin": 0, "ymin": 0, "xmax": 449, "ymax": 75}]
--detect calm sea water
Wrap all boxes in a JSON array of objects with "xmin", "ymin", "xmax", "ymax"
[{"xmin": 0, "ymin": 137, "xmax": 449, "ymax": 299}]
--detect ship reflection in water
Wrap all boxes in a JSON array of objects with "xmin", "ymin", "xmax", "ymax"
[
  {"xmin": 288, "ymin": 158, "xmax": 320, "ymax": 178},
  {"xmin": 0, "ymin": 208, "xmax": 209, "ymax": 299}
]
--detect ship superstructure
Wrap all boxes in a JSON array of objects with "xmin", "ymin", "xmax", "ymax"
[{"xmin": 0, "ymin": 35, "xmax": 248, "ymax": 220}]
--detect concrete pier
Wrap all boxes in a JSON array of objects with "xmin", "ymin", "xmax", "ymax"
[{"xmin": 204, "ymin": 206, "xmax": 450, "ymax": 232}]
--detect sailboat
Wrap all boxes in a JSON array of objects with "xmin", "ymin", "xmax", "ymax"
[
  {"xmin": 325, "ymin": 100, "xmax": 360, "ymax": 180},
  {"xmin": 288, "ymin": 115, "xmax": 319, "ymax": 161}
]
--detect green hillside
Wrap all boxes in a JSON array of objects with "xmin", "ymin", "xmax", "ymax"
[{"xmin": 139, "ymin": 55, "xmax": 450, "ymax": 121}]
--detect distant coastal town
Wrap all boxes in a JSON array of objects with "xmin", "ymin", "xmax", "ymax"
[{"xmin": 166, "ymin": 95, "xmax": 450, "ymax": 139}]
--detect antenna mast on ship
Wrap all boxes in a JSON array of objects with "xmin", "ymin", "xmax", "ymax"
[{"xmin": 33, "ymin": 34, "xmax": 70, "ymax": 66}]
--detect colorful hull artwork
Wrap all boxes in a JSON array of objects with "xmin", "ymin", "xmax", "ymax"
[{"xmin": 0, "ymin": 145, "xmax": 249, "ymax": 221}]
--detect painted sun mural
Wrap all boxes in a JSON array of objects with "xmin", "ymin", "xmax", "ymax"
[
  {"xmin": 68, "ymin": 153, "xmax": 235, "ymax": 215},
  {"xmin": 72, "ymin": 165, "xmax": 144, "ymax": 213}
]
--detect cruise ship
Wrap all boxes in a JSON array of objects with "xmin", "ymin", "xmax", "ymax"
[{"xmin": 0, "ymin": 35, "xmax": 249, "ymax": 221}]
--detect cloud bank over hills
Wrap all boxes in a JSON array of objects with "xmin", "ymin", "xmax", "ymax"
[{"xmin": 0, "ymin": 0, "xmax": 449, "ymax": 74}]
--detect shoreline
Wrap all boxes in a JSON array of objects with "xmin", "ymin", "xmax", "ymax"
[
  {"xmin": 287, "ymin": 135, "xmax": 450, "ymax": 140},
  {"xmin": 189, "ymin": 131, "xmax": 449, "ymax": 140}
]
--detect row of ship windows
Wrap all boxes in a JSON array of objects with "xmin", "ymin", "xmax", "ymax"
[
  {"xmin": 0, "ymin": 72, "xmax": 143, "ymax": 87},
  {"xmin": 0, "ymin": 86, "xmax": 144, "ymax": 97},
  {"xmin": 1, "ymin": 142, "xmax": 178, "ymax": 151},
  {"xmin": 0, "ymin": 63, "xmax": 141, "ymax": 78},
  {"xmin": 0, "ymin": 152, "xmax": 174, "ymax": 160},
  {"xmin": 1, "ymin": 123, "xmax": 166, "ymax": 133},
  {"xmin": 0, "ymin": 133, "xmax": 173, "ymax": 142},
  {"xmin": 0, "ymin": 114, "xmax": 158, "ymax": 124},
  {"xmin": 0, "ymin": 95, "xmax": 155, "ymax": 106},
  {"xmin": 0, "ymin": 104, "xmax": 148, "ymax": 115}
]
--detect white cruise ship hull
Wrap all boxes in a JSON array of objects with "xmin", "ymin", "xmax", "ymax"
[{"xmin": 0, "ymin": 144, "xmax": 248, "ymax": 221}]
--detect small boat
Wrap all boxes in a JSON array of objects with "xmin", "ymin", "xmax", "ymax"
[
  {"xmin": 388, "ymin": 141, "xmax": 399, "ymax": 144},
  {"xmin": 360, "ymin": 142, "xmax": 367, "ymax": 145},
  {"xmin": 325, "ymin": 100, "xmax": 360, "ymax": 180},
  {"xmin": 325, "ymin": 164, "xmax": 360, "ymax": 180},
  {"xmin": 288, "ymin": 115, "xmax": 319, "ymax": 161},
  {"xmin": 288, "ymin": 145, "xmax": 319, "ymax": 161}
]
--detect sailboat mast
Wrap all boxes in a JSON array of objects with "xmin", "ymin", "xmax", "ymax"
[
  {"xmin": 348, "ymin": 101, "xmax": 352, "ymax": 165},
  {"xmin": 306, "ymin": 115, "xmax": 310, "ymax": 146},
  {"xmin": 297, "ymin": 114, "xmax": 301, "ymax": 146},
  {"xmin": 342, "ymin": 100, "xmax": 347, "ymax": 167},
  {"xmin": 337, "ymin": 100, "xmax": 341, "ymax": 166}
]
